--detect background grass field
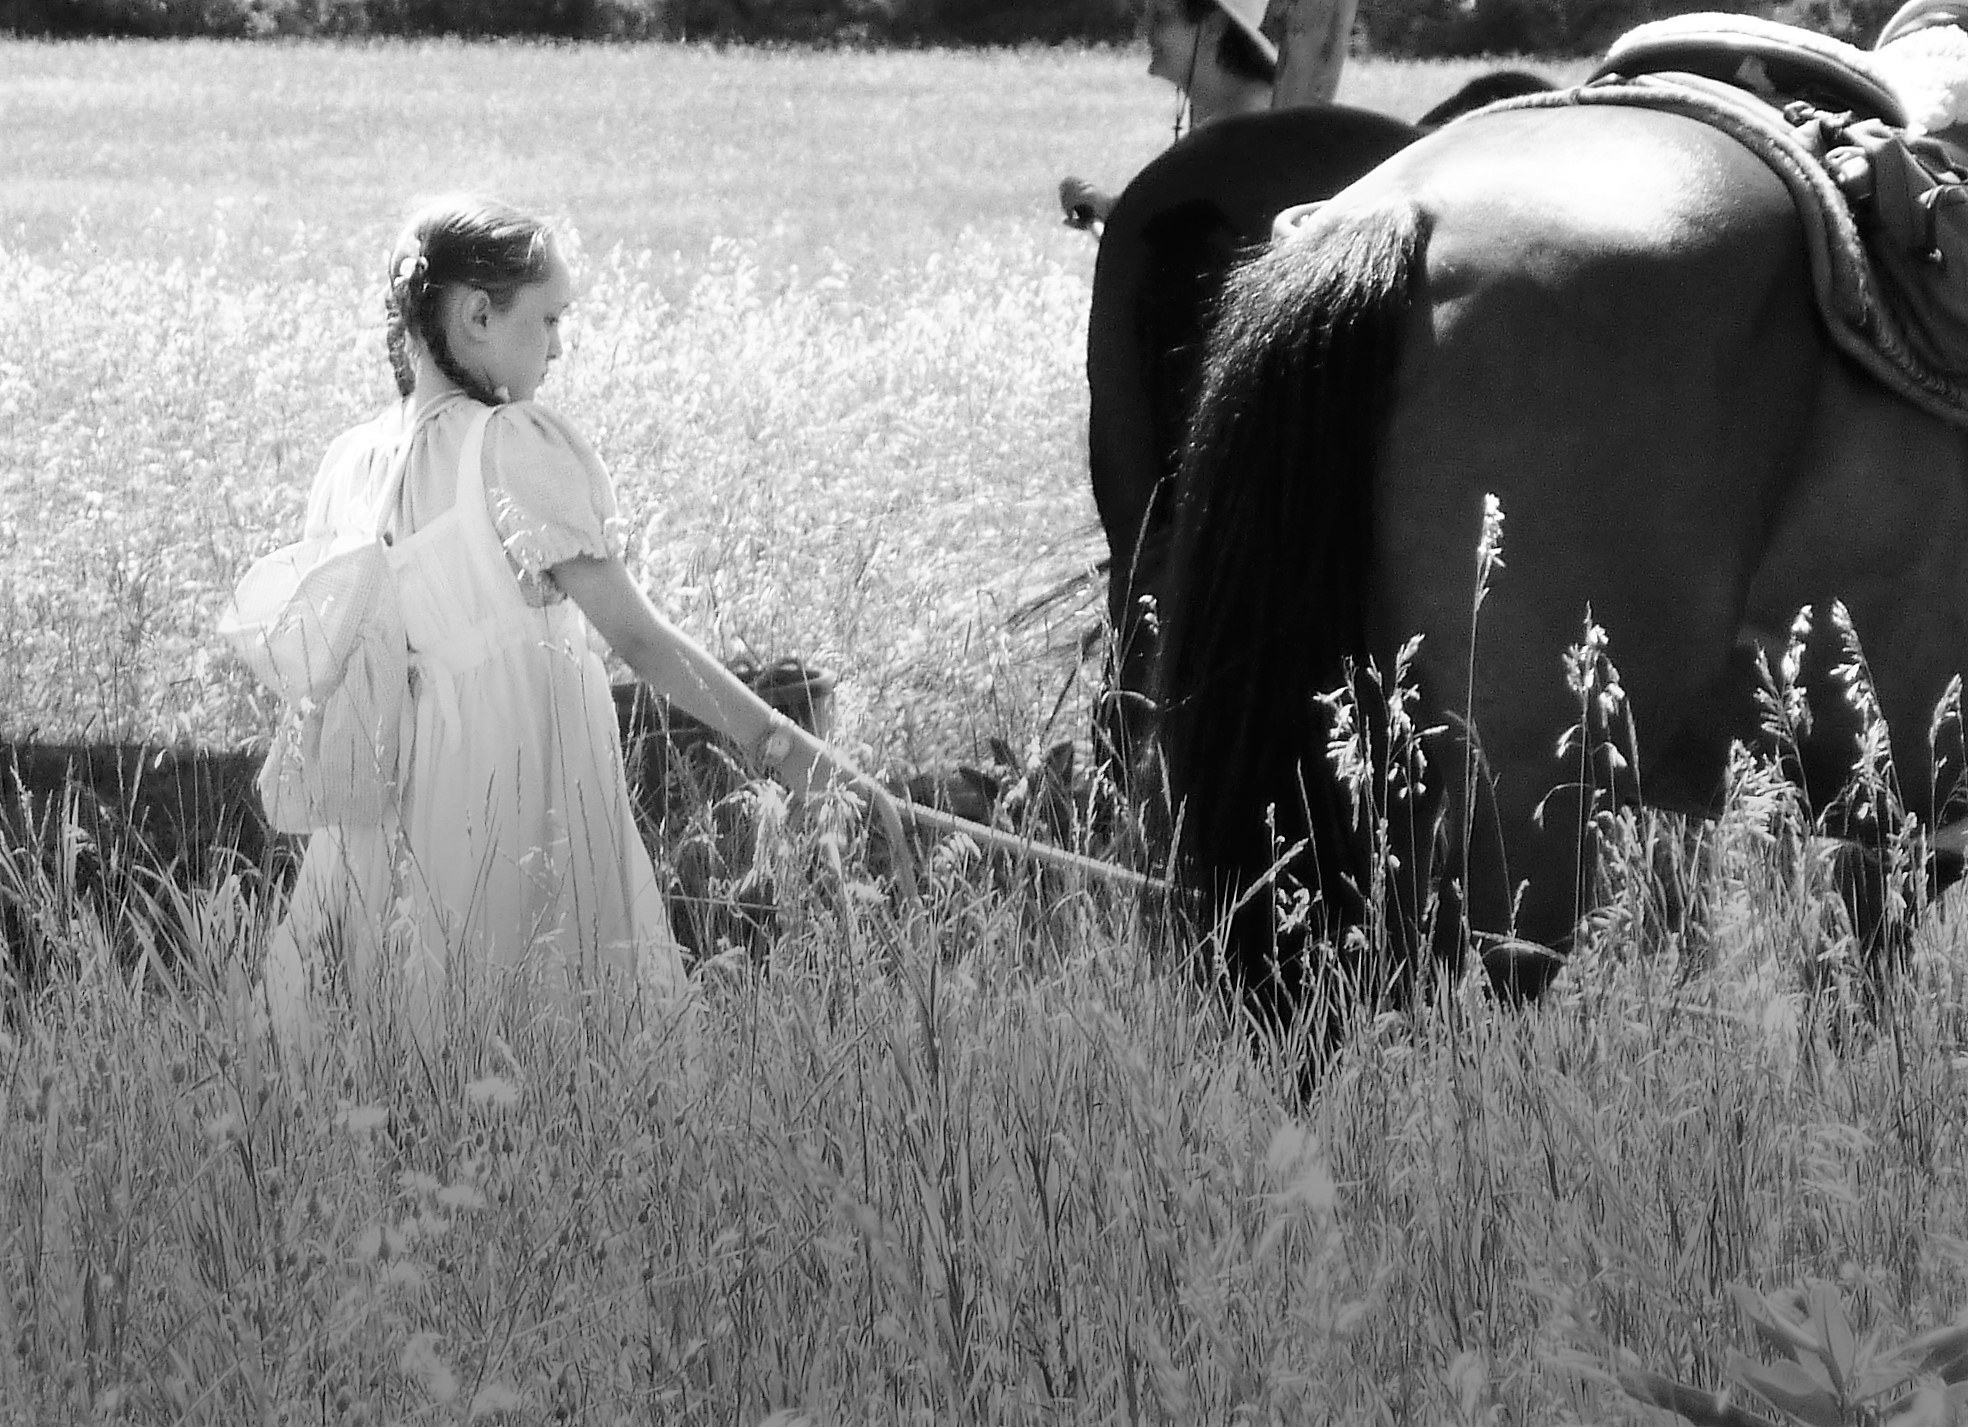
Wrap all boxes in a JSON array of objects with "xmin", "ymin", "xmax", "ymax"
[
  {"xmin": 12, "ymin": 39, "xmax": 1968, "ymax": 1427},
  {"xmin": 0, "ymin": 41, "xmax": 1591, "ymax": 758}
]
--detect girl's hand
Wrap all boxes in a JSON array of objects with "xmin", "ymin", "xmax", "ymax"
[
  {"xmin": 768, "ymin": 722, "xmax": 919, "ymax": 905},
  {"xmin": 550, "ymin": 554, "xmax": 922, "ymax": 901}
]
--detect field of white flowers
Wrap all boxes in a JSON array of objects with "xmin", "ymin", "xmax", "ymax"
[
  {"xmin": 0, "ymin": 42, "xmax": 1581, "ymax": 755},
  {"xmin": 16, "ymin": 39, "xmax": 1968, "ymax": 1427},
  {"xmin": 3, "ymin": 43, "xmax": 1134, "ymax": 761}
]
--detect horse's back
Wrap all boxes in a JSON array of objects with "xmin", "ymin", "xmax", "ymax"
[
  {"xmin": 1099, "ymin": 104, "xmax": 1419, "ymax": 255},
  {"xmin": 1356, "ymin": 103, "xmax": 1806, "ymax": 307}
]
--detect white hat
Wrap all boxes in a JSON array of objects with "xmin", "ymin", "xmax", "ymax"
[{"xmin": 1212, "ymin": 0, "xmax": 1279, "ymax": 67}]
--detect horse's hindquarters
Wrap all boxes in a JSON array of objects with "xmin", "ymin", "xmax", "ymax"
[{"xmin": 1334, "ymin": 107, "xmax": 1824, "ymax": 948}]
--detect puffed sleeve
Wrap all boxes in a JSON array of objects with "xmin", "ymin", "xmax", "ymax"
[
  {"xmin": 302, "ymin": 409, "xmax": 399, "ymax": 540},
  {"xmin": 481, "ymin": 402, "xmax": 625, "ymax": 579}
]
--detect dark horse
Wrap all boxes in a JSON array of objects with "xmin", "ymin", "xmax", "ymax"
[
  {"xmin": 1087, "ymin": 74, "xmax": 1553, "ymax": 790},
  {"xmin": 1158, "ymin": 95, "xmax": 1968, "ymax": 1033}
]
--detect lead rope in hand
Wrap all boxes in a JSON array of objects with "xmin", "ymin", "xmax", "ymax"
[{"xmin": 755, "ymin": 713, "xmax": 1168, "ymax": 907}]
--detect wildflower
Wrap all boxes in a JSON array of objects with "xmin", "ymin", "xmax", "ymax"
[
  {"xmin": 339, "ymin": 1104, "xmax": 388, "ymax": 1135},
  {"xmin": 1265, "ymin": 1122, "xmax": 1336, "ymax": 1214},
  {"xmin": 399, "ymin": 1332, "xmax": 457, "ymax": 1405},
  {"xmin": 1473, "ymin": 491, "xmax": 1506, "ymax": 612},
  {"xmin": 465, "ymin": 1074, "xmax": 520, "ymax": 1111},
  {"xmin": 436, "ymin": 1183, "xmax": 485, "ymax": 1211},
  {"xmin": 468, "ymin": 1384, "xmax": 525, "ymax": 1419}
]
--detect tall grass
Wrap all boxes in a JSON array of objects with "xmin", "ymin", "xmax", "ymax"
[
  {"xmin": 14, "ymin": 779, "xmax": 1968, "ymax": 1424},
  {"xmin": 1, "ymin": 40, "xmax": 1958, "ymax": 1427}
]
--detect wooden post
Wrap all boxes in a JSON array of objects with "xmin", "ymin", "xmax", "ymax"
[{"xmin": 1268, "ymin": 0, "xmax": 1357, "ymax": 108}]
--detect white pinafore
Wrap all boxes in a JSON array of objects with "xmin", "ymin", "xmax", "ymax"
[{"xmin": 264, "ymin": 397, "xmax": 686, "ymax": 1045}]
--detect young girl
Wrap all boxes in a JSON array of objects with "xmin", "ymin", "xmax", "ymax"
[{"xmin": 261, "ymin": 194, "xmax": 905, "ymax": 1046}]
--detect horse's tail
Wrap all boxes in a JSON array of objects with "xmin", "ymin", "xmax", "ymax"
[{"xmin": 1156, "ymin": 197, "xmax": 1430, "ymax": 1033}]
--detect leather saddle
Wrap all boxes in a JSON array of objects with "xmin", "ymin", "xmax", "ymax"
[{"xmin": 1596, "ymin": 12, "xmax": 1909, "ymax": 126}]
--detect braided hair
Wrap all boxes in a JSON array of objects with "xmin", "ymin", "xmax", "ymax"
[{"xmin": 385, "ymin": 196, "xmax": 557, "ymax": 406}]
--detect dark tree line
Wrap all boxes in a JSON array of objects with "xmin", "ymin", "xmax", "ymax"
[
  {"xmin": 1, "ymin": 0, "xmax": 1131, "ymax": 41},
  {"xmin": 0, "ymin": 0, "xmax": 1901, "ymax": 52},
  {"xmin": 1359, "ymin": 0, "xmax": 1901, "ymax": 60}
]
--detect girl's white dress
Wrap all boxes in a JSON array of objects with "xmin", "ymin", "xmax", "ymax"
[{"xmin": 264, "ymin": 392, "xmax": 686, "ymax": 1040}]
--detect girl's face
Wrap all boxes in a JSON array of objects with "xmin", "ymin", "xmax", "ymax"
[{"xmin": 462, "ymin": 244, "xmax": 572, "ymax": 403}]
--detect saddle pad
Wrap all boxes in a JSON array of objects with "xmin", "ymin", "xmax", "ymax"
[
  {"xmin": 1599, "ymin": 13, "xmax": 1909, "ymax": 126},
  {"xmin": 1478, "ymin": 75, "xmax": 1968, "ymax": 428}
]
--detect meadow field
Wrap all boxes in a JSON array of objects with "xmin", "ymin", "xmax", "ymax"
[{"xmin": 12, "ymin": 38, "xmax": 1968, "ymax": 1427}]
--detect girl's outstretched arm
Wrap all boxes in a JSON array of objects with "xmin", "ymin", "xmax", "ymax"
[{"xmin": 552, "ymin": 553, "xmax": 918, "ymax": 892}]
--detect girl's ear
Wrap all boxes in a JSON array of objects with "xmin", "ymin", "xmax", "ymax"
[
  {"xmin": 456, "ymin": 284, "xmax": 494, "ymax": 334},
  {"xmin": 429, "ymin": 282, "xmax": 486, "ymax": 356}
]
